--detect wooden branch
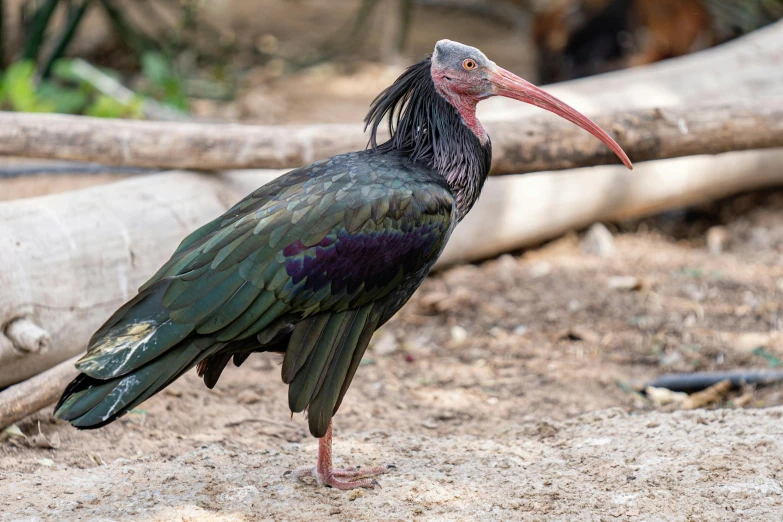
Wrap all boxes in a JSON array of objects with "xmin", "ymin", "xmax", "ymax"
[
  {"xmin": 0, "ymin": 113, "xmax": 363, "ymax": 171},
  {"xmin": 5, "ymin": 318, "xmax": 51, "ymax": 354},
  {"xmin": 0, "ymin": 100, "xmax": 781, "ymax": 175},
  {"xmin": 488, "ymin": 102, "xmax": 783, "ymax": 174},
  {"xmin": 0, "ymin": 354, "xmax": 80, "ymax": 430}
]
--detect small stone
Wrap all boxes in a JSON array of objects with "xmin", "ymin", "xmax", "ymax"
[
  {"xmin": 371, "ymin": 330, "xmax": 399, "ymax": 356},
  {"xmin": 237, "ymin": 390, "xmax": 262, "ymax": 405},
  {"xmin": 750, "ymin": 227, "xmax": 771, "ymax": 248},
  {"xmin": 706, "ymin": 226, "xmax": 729, "ymax": 254},
  {"xmin": 529, "ymin": 261, "xmax": 551, "ymax": 278},
  {"xmin": 255, "ymin": 34, "xmax": 279, "ymax": 54},
  {"xmin": 513, "ymin": 325, "xmax": 529, "ymax": 336},
  {"xmin": 608, "ymin": 276, "xmax": 644, "ymax": 291},
  {"xmin": 582, "ymin": 223, "xmax": 616, "ymax": 257},
  {"xmin": 450, "ymin": 325, "xmax": 468, "ymax": 345}
]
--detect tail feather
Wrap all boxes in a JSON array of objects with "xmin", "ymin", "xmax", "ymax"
[
  {"xmin": 55, "ymin": 339, "xmax": 219, "ymax": 429},
  {"xmin": 77, "ymin": 279, "xmax": 194, "ymax": 380},
  {"xmin": 54, "ymin": 374, "xmax": 114, "ymax": 422}
]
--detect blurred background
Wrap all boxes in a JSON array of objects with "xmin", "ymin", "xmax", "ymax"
[{"xmin": 1, "ymin": 0, "xmax": 781, "ymax": 126}]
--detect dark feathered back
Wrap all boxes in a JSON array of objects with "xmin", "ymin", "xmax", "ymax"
[{"xmin": 364, "ymin": 56, "xmax": 491, "ymax": 218}]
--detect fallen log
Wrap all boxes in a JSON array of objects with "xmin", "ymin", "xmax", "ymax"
[
  {"xmin": 1, "ymin": 101, "xmax": 781, "ymax": 175},
  {"xmin": 1, "ymin": 147, "xmax": 782, "ymax": 388},
  {"xmin": 0, "ymin": 99, "xmax": 783, "ymax": 175}
]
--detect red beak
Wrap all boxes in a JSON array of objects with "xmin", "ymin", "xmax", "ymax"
[{"xmin": 490, "ymin": 66, "xmax": 633, "ymax": 170}]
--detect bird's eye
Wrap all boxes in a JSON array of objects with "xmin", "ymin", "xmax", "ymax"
[{"xmin": 462, "ymin": 59, "xmax": 476, "ymax": 70}]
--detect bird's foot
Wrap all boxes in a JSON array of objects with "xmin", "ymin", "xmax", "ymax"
[{"xmin": 285, "ymin": 464, "xmax": 395, "ymax": 490}]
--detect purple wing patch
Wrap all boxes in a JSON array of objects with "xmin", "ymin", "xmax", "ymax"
[{"xmin": 284, "ymin": 225, "xmax": 445, "ymax": 295}]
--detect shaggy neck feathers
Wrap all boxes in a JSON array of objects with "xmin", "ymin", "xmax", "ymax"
[{"xmin": 364, "ymin": 57, "xmax": 491, "ymax": 219}]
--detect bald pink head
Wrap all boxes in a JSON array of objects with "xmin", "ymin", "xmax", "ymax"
[{"xmin": 430, "ymin": 39, "xmax": 633, "ymax": 170}]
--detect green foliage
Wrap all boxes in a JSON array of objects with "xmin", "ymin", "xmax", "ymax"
[
  {"xmin": 6, "ymin": 0, "xmax": 228, "ymax": 118},
  {"xmin": 37, "ymin": 81, "xmax": 89, "ymax": 113},
  {"xmin": 85, "ymin": 94, "xmax": 143, "ymax": 119},
  {"xmin": 1, "ymin": 61, "xmax": 56, "ymax": 112},
  {"xmin": 140, "ymin": 51, "xmax": 189, "ymax": 111},
  {"xmin": 752, "ymin": 347, "xmax": 783, "ymax": 367},
  {"xmin": 0, "ymin": 59, "xmax": 143, "ymax": 118}
]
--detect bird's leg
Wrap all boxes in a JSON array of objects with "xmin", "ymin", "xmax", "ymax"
[{"xmin": 286, "ymin": 421, "xmax": 393, "ymax": 490}]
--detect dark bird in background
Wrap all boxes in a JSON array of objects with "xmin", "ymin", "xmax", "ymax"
[
  {"xmin": 55, "ymin": 40, "xmax": 631, "ymax": 490},
  {"xmin": 533, "ymin": 0, "xmax": 783, "ymax": 83}
]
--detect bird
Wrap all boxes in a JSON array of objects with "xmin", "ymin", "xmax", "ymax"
[{"xmin": 54, "ymin": 39, "xmax": 632, "ymax": 490}]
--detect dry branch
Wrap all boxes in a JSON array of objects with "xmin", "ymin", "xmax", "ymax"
[
  {"xmin": 488, "ymin": 102, "xmax": 783, "ymax": 174},
  {"xmin": 682, "ymin": 380, "xmax": 733, "ymax": 410},
  {"xmin": 442, "ymin": 148, "xmax": 783, "ymax": 265},
  {"xmin": 0, "ymin": 101, "xmax": 781, "ymax": 175},
  {"xmin": 0, "ymin": 354, "xmax": 81, "ymax": 430}
]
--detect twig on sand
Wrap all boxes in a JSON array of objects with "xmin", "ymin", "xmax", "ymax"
[
  {"xmin": 224, "ymin": 416, "xmax": 301, "ymax": 431},
  {"xmin": 682, "ymin": 379, "xmax": 733, "ymax": 410}
]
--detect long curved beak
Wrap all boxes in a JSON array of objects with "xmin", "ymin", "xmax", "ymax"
[{"xmin": 490, "ymin": 66, "xmax": 633, "ymax": 170}]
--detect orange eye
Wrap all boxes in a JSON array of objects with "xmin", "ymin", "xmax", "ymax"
[{"xmin": 462, "ymin": 59, "xmax": 476, "ymax": 70}]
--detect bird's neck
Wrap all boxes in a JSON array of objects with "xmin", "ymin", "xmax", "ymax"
[
  {"xmin": 433, "ymin": 104, "xmax": 492, "ymax": 221},
  {"xmin": 441, "ymin": 94, "xmax": 489, "ymax": 146}
]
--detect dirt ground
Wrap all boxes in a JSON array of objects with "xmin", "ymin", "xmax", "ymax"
[{"xmin": 1, "ymin": 187, "xmax": 782, "ymax": 521}]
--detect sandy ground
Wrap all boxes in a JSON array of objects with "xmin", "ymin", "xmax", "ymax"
[
  {"xmin": 1, "ymin": 189, "xmax": 782, "ymax": 521},
  {"xmin": 3, "ymin": 407, "xmax": 783, "ymax": 521}
]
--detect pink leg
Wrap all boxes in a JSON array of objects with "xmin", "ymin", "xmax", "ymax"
[{"xmin": 286, "ymin": 421, "xmax": 393, "ymax": 490}]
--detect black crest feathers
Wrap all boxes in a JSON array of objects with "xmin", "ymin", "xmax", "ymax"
[{"xmin": 364, "ymin": 56, "xmax": 457, "ymax": 165}]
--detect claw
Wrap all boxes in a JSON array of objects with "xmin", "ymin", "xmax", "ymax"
[
  {"xmin": 287, "ymin": 464, "xmax": 392, "ymax": 489},
  {"xmin": 285, "ymin": 421, "xmax": 394, "ymax": 490}
]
